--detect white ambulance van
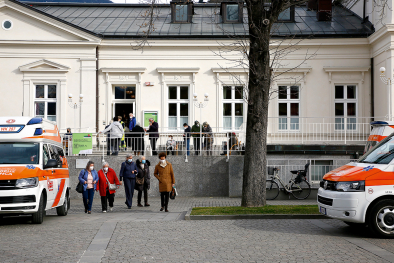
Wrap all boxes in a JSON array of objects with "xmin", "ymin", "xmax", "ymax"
[
  {"xmin": 364, "ymin": 121, "xmax": 394, "ymax": 153},
  {"xmin": 318, "ymin": 131, "xmax": 394, "ymax": 237},
  {"xmin": 0, "ymin": 117, "xmax": 70, "ymax": 224}
]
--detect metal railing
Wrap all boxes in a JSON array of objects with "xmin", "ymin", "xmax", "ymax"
[
  {"xmin": 267, "ymin": 117, "xmax": 375, "ymax": 144},
  {"xmin": 61, "ymin": 132, "xmax": 246, "ymax": 159},
  {"xmin": 267, "ymin": 159, "xmax": 356, "ymax": 185}
]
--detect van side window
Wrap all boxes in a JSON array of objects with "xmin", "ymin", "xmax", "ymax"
[
  {"xmin": 48, "ymin": 145, "xmax": 62, "ymax": 168},
  {"xmin": 43, "ymin": 144, "xmax": 50, "ymax": 166}
]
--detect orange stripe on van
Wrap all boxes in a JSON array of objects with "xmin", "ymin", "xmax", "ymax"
[
  {"xmin": 368, "ymin": 135, "xmax": 386, "ymax": 142},
  {"xmin": 52, "ymin": 179, "xmax": 65, "ymax": 207}
]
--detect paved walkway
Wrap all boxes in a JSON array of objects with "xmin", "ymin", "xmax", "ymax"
[{"xmin": 2, "ymin": 197, "xmax": 394, "ymax": 263}]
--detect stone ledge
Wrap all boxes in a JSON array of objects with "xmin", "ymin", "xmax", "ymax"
[{"xmin": 184, "ymin": 210, "xmax": 328, "ymax": 220}]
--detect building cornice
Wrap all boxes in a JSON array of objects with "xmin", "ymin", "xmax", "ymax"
[
  {"xmin": 323, "ymin": 66, "xmax": 370, "ymax": 72},
  {"xmin": 273, "ymin": 67, "xmax": 312, "ymax": 73},
  {"xmin": 19, "ymin": 59, "xmax": 70, "ymax": 72},
  {"xmin": 101, "ymin": 68, "xmax": 146, "ymax": 73},
  {"xmin": 156, "ymin": 67, "xmax": 200, "ymax": 73},
  {"xmin": 211, "ymin": 68, "xmax": 247, "ymax": 73}
]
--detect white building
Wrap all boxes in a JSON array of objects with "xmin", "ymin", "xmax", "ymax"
[{"xmin": 0, "ymin": 0, "xmax": 391, "ymax": 147}]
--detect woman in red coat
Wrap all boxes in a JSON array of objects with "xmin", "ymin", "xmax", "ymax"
[{"xmin": 97, "ymin": 162, "xmax": 122, "ymax": 212}]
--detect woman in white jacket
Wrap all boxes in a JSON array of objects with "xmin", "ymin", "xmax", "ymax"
[{"xmin": 100, "ymin": 117, "xmax": 124, "ymax": 156}]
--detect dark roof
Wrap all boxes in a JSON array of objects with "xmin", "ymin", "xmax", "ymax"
[
  {"xmin": 20, "ymin": 1, "xmax": 374, "ymax": 39},
  {"xmin": 20, "ymin": 0, "xmax": 113, "ymax": 3}
]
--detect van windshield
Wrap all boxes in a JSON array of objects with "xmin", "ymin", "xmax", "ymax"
[
  {"xmin": 359, "ymin": 134, "xmax": 394, "ymax": 164},
  {"xmin": 0, "ymin": 143, "xmax": 40, "ymax": 164}
]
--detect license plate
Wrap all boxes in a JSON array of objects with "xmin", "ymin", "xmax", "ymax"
[{"xmin": 319, "ymin": 206, "xmax": 326, "ymax": 215}]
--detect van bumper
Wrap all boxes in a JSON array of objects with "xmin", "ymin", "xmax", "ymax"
[
  {"xmin": 0, "ymin": 187, "xmax": 41, "ymax": 214},
  {"xmin": 317, "ymin": 188, "xmax": 368, "ymax": 223}
]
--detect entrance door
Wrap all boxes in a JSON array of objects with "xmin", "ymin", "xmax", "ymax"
[{"xmin": 113, "ymin": 102, "xmax": 135, "ymax": 125}]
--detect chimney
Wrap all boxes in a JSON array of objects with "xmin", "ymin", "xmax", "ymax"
[{"xmin": 316, "ymin": 0, "xmax": 332, "ymax": 21}]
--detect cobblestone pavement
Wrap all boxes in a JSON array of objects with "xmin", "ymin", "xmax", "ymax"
[{"xmin": 0, "ymin": 197, "xmax": 393, "ymax": 263}]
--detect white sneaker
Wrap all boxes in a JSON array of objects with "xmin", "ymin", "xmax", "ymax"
[
  {"xmin": 103, "ymin": 210, "xmax": 107, "ymax": 213},
  {"xmin": 110, "ymin": 207, "xmax": 113, "ymax": 212}
]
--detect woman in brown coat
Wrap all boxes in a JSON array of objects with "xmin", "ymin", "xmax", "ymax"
[{"xmin": 154, "ymin": 152, "xmax": 175, "ymax": 212}]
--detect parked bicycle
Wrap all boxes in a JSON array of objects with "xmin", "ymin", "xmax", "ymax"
[{"xmin": 265, "ymin": 163, "xmax": 311, "ymax": 200}]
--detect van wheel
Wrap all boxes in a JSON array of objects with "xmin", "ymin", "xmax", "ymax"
[
  {"xmin": 56, "ymin": 192, "xmax": 69, "ymax": 216},
  {"xmin": 32, "ymin": 193, "xmax": 45, "ymax": 224},
  {"xmin": 369, "ymin": 199, "xmax": 394, "ymax": 238}
]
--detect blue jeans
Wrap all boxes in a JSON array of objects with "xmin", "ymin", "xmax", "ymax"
[
  {"xmin": 186, "ymin": 138, "xmax": 190, "ymax": 156},
  {"xmin": 123, "ymin": 177, "xmax": 135, "ymax": 208},
  {"xmin": 82, "ymin": 188, "xmax": 95, "ymax": 211}
]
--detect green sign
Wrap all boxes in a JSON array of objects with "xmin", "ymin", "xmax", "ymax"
[
  {"xmin": 72, "ymin": 133, "xmax": 93, "ymax": 155},
  {"xmin": 143, "ymin": 111, "xmax": 158, "ymax": 127}
]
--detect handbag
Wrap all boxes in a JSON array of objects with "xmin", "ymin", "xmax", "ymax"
[
  {"xmin": 170, "ymin": 186, "xmax": 176, "ymax": 200},
  {"xmin": 136, "ymin": 177, "xmax": 144, "ymax": 185},
  {"xmin": 104, "ymin": 172, "xmax": 117, "ymax": 191},
  {"xmin": 76, "ymin": 182, "xmax": 83, "ymax": 193}
]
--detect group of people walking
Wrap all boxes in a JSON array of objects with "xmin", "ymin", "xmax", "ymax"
[{"xmin": 78, "ymin": 153, "xmax": 175, "ymax": 214}]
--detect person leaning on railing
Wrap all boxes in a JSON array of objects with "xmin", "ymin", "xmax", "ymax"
[
  {"xmin": 145, "ymin": 118, "xmax": 159, "ymax": 156},
  {"xmin": 130, "ymin": 122, "xmax": 145, "ymax": 156},
  {"xmin": 191, "ymin": 121, "xmax": 201, "ymax": 155},
  {"xmin": 183, "ymin": 123, "xmax": 191, "ymax": 156},
  {"xmin": 203, "ymin": 122, "xmax": 213, "ymax": 156}
]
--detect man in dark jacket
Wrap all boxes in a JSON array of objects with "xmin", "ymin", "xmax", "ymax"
[
  {"xmin": 191, "ymin": 121, "xmax": 201, "ymax": 155},
  {"xmin": 145, "ymin": 118, "xmax": 159, "ymax": 155},
  {"xmin": 183, "ymin": 123, "xmax": 191, "ymax": 156},
  {"xmin": 119, "ymin": 154, "xmax": 138, "ymax": 209},
  {"xmin": 130, "ymin": 122, "xmax": 145, "ymax": 156}
]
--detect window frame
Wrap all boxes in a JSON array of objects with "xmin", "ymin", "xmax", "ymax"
[
  {"xmin": 170, "ymin": 1, "xmax": 194, "ymax": 23},
  {"xmin": 34, "ymin": 84, "xmax": 57, "ymax": 122},
  {"xmin": 113, "ymin": 86, "xmax": 136, "ymax": 101},
  {"xmin": 277, "ymin": 85, "xmax": 300, "ymax": 131},
  {"xmin": 220, "ymin": 2, "xmax": 243, "ymax": 23},
  {"xmin": 168, "ymin": 85, "xmax": 190, "ymax": 130},
  {"xmin": 334, "ymin": 84, "xmax": 358, "ymax": 131},
  {"xmin": 222, "ymin": 85, "xmax": 245, "ymax": 131}
]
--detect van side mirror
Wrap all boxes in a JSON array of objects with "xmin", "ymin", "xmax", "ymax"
[{"xmin": 45, "ymin": 159, "xmax": 58, "ymax": 169}]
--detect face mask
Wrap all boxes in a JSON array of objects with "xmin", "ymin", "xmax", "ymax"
[
  {"xmin": 160, "ymin": 159, "xmax": 166, "ymax": 163},
  {"xmin": 89, "ymin": 166, "xmax": 94, "ymax": 171},
  {"xmin": 103, "ymin": 167, "xmax": 108, "ymax": 172},
  {"xmin": 142, "ymin": 160, "xmax": 146, "ymax": 164},
  {"xmin": 128, "ymin": 159, "xmax": 133, "ymax": 163}
]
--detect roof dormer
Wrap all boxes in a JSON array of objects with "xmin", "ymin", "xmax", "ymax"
[
  {"xmin": 170, "ymin": 0, "xmax": 194, "ymax": 23},
  {"xmin": 220, "ymin": 1, "xmax": 243, "ymax": 23}
]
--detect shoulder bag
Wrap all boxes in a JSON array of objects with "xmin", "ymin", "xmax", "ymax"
[
  {"xmin": 136, "ymin": 169, "xmax": 144, "ymax": 185},
  {"xmin": 104, "ymin": 172, "xmax": 117, "ymax": 190},
  {"xmin": 170, "ymin": 186, "xmax": 176, "ymax": 200},
  {"xmin": 76, "ymin": 182, "xmax": 83, "ymax": 193}
]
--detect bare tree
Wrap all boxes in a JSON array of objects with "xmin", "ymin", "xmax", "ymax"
[{"xmin": 133, "ymin": 0, "xmax": 381, "ymax": 207}]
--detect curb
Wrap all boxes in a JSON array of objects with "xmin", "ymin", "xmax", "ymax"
[{"xmin": 184, "ymin": 210, "xmax": 327, "ymax": 220}]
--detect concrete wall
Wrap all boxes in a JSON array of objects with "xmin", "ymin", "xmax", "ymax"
[
  {"xmin": 67, "ymin": 154, "xmax": 353, "ymax": 199},
  {"xmin": 67, "ymin": 155, "xmax": 229, "ymax": 199}
]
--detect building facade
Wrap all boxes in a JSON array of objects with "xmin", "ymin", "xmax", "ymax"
[{"xmin": 0, "ymin": 0, "xmax": 391, "ymax": 147}]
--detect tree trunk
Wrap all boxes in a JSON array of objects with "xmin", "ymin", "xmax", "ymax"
[{"xmin": 241, "ymin": 0, "xmax": 271, "ymax": 207}]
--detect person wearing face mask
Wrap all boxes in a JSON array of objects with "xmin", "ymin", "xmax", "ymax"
[
  {"xmin": 78, "ymin": 161, "xmax": 99, "ymax": 214},
  {"xmin": 119, "ymin": 154, "xmax": 138, "ymax": 209},
  {"xmin": 154, "ymin": 152, "xmax": 175, "ymax": 212},
  {"xmin": 97, "ymin": 162, "xmax": 122, "ymax": 213},
  {"xmin": 135, "ymin": 156, "xmax": 151, "ymax": 207}
]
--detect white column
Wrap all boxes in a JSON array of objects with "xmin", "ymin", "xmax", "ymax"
[
  {"xmin": 59, "ymin": 79, "xmax": 67, "ymax": 131},
  {"xmin": 22, "ymin": 79, "xmax": 31, "ymax": 117}
]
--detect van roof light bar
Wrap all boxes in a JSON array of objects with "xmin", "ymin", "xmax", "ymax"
[
  {"xmin": 27, "ymin": 117, "xmax": 43, "ymax": 125},
  {"xmin": 370, "ymin": 121, "xmax": 388, "ymax": 125}
]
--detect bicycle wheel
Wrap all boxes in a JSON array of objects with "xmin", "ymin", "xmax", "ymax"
[
  {"xmin": 265, "ymin": 179, "xmax": 280, "ymax": 200},
  {"xmin": 290, "ymin": 178, "xmax": 311, "ymax": 200}
]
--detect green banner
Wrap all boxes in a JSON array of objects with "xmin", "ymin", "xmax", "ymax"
[
  {"xmin": 144, "ymin": 112, "xmax": 158, "ymax": 127},
  {"xmin": 72, "ymin": 133, "xmax": 93, "ymax": 155}
]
